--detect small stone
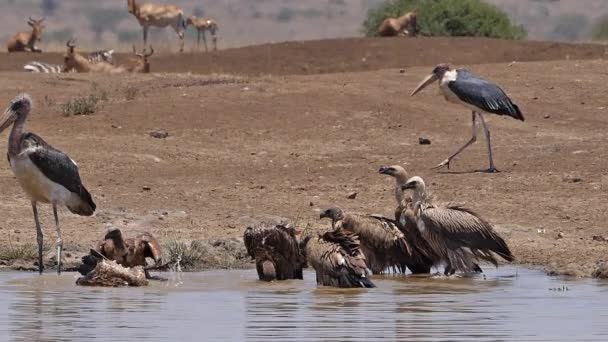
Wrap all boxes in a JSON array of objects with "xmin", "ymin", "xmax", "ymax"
[
  {"xmin": 347, "ymin": 191, "xmax": 357, "ymax": 199},
  {"xmin": 309, "ymin": 201, "xmax": 314, "ymax": 207},
  {"xmin": 543, "ymin": 114, "xmax": 550, "ymax": 119},
  {"xmin": 563, "ymin": 175, "xmax": 583, "ymax": 183},
  {"xmin": 111, "ymin": 124, "xmax": 121, "ymax": 129},
  {"xmin": 532, "ymin": 96, "xmax": 538, "ymax": 100},
  {"xmin": 418, "ymin": 137, "xmax": 431, "ymax": 145},
  {"xmin": 149, "ymin": 129, "xmax": 169, "ymax": 139},
  {"xmin": 142, "ymin": 186, "xmax": 151, "ymax": 191},
  {"xmin": 557, "ymin": 232, "xmax": 564, "ymax": 239},
  {"xmin": 399, "ymin": 68, "xmax": 405, "ymax": 73},
  {"xmin": 593, "ymin": 235, "xmax": 608, "ymax": 242}
]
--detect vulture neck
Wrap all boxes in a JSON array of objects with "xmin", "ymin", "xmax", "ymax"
[{"xmin": 393, "ymin": 172, "xmax": 409, "ymax": 206}]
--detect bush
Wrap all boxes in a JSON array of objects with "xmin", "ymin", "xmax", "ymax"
[
  {"xmin": 362, "ymin": 0, "xmax": 526, "ymax": 39},
  {"xmin": 591, "ymin": 15, "xmax": 608, "ymax": 41},
  {"xmin": 62, "ymin": 93, "xmax": 106, "ymax": 116}
]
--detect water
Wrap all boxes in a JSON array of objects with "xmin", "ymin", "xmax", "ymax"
[{"xmin": 0, "ymin": 267, "xmax": 606, "ymax": 342}]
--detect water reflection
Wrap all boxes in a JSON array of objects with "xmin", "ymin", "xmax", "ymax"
[{"xmin": 0, "ymin": 268, "xmax": 606, "ymax": 341}]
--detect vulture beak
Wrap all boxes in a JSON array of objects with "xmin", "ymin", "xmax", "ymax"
[
  {"xmin": 411, "ymin": 73, "xmax": 439, "ymax": 96},
  {"xmin": 0, "ymin": 106, "xmax": 17, "ymax": 134},
  {"xmin": 378, "ymin": 166, "xmax": 392, "ymax": 175}
]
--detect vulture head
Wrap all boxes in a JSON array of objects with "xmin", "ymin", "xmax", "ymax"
[
  {"xmin": 401, "ymin": 176, "xmax": 426, "ymax": 193},
  {"xmin": 320, "ymin": 207, "xmax": 344, "ymax": 221},
  {"xmin": 379, "ymin": 165, "xmax": 408, "ymax": 181}
]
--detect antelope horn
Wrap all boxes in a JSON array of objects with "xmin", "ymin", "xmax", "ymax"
[
  {"xmin": 145, "ymin": 46, "xmax": 154, "ymax": 58},
  {"xmin": 28, "ymin": 16, "xmax": 34, "ymax": 23},
  {"xmin": 66, "ymin": 38, "xmax": 76, "ymax": 48}
]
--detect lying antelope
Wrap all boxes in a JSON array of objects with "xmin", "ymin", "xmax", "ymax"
[
  {"xmin": 7, "ymin": 17, "xmax": 45, "ymax": 53},
  {"xmin": 25, "ymin": 49, "xmax": 114, "ymax": 73},
  {"xmin": 186, "ymin": 16, "xmax": 218, "ymax": 52},
  {"xmin": 64, "ymin": 39, "xmax": 124, "ymax": 73},
  {"xmin": 127, "ymin": 0, "xmax": 186, "ymax": 52},
  {"xmin": 126, "ymin": 45, "xmax": 154, "ymax": 73},
  {"xmin": 378, "ymin": 10, "xmax": 418, "ymax": 37}
]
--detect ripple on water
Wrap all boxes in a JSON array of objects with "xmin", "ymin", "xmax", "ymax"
[{"xmin": 0, "ymin": 267, "xmax": 606, "ymax": 341}]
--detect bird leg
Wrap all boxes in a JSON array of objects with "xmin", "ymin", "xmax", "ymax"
[
  {"xmin": 432, "ymin": 111, "xmax": 478, "ymax": 170},
  {"xmin": 31, "ymin": 201, "xmax": 44, "ymax": 274},
  {"xmin": 477, "ymin": 113, "xmax": 498, "ymax": 173},
  {"xmin": 52, "ymin": 203, "xmax": 63, "ymax": 275}
]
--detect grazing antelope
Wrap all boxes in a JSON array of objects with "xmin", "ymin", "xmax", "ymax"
[
  {"xmin": 64, "ymin": 39, "xmax": 125, "ymax": 73},
  {"xmin": 7, "ymin": 17, "xmax": 45, "ymax": 53},
  {"xmin": 186, "ymin": 16, "xmax": 218, "ymax": 52},
  {"xmin": 243, "ymin": 224, "xmax": 306, "ymax": 281},
  {"xmin": 0, "ymin": 94, "xmax": 96, "ymax": 274},
  {"xmin": 378, "ymin": 10, "xmax": 418, "ymax": 37},
  {"xmin": 126, "ymin": 45, "xmax": 154, "ymax": 73},
  {"xmin": 302, "ymin": 229, "xmax": 375, "ymax": 288},
  {"xmin": 400, "ymin": 176, "xmax": 514, "ymax": 275},
  {"xmin": 127, "ymin": 0, "xmax": 186, "ymax": 52}
]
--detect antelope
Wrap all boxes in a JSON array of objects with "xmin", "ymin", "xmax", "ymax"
[
  {"xmin": 24, "ymin": 50, "xmax": 114, "ymax": 73},
  {"xmin": 378, "ymin": 10, "xmax": 418, "ymax": 37},
  {"xmin": 64, "ymin": 39, "xmax": 126, "ymax": 73},
  {"xmin": 186, "ymin": 16, "xmax": 218, "ymax": 52},
  {"xmin": 7, "ymin": 17, "xmax": 45, "ymax": 53},
  {"xmin": 127, "ymin": 0, "xmax": 186, "ymax": 52},
  {"xmin": 126, "ymin": 45, "xmax": 154, "ymax": 73}
]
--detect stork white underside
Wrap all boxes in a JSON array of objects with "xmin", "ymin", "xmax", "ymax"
[{"xmin": 10, "ymin": 154, "xmax": 78, "ymax": 206}]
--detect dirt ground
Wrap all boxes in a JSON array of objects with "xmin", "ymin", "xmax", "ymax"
[{"xmin": 0, "ymin": 37, "xmax": 606, "ymax": 276}]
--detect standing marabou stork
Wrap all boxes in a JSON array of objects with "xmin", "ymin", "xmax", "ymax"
[
  {"xmin": 0, "ymin": 94, "xmax": 96, "ymax": 274},
  {"xmin": 411, "ymin": 63, "xmax": 524, "ymax": 172}
]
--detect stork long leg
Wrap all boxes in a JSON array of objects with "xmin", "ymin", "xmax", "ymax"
[
  {"xmin": 477, "ymin": 113, "xmax": 498, "ymax": 173},
  {"xmin": 432, "ymin": 111, "xmax": 478, "ymax": 170},
  {"xmin": 52, "ymin": 203, "xmax": 63, "ymax": 275},
  {"xmin": 31, "ymin": 201, "xmax": 44, "ymax": 274}
]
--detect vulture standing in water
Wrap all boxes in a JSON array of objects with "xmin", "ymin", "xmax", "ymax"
[
  {"xmin": 320, "ymin": 206, "xmax": 431, "ymax": 275},
  {"xmin": 303, "ymin": 229, "xmax": 375, "ymax": 288},
  {"xmin": 79, "ymin": 228, "xmax": 163, "ymax": 279},
  {"xmin": 401, "ymin": 176, "xmax": 514, "ymax": 275},
  {"xmin": 378, "ymin": 165, "xmax": 440, "ymax": 273},
  {"xmin": 243, "ymin": 224, "xmax": 306, "ymax": 281}
]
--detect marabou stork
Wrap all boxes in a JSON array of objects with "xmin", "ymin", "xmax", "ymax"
[
  {"xmin": 411, "ymin": 64, "xmax": 524, "ymax": 172},
  {"xmin": 0, "ymin": 94, "xmax": 96, "ymax": 274}
]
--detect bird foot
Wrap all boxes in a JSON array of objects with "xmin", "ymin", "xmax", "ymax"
[
  {"xmin": 431, "ymin": 159, "xmax": 450, "ymax": 170},
  {"xmin": 482, "ymin": 167, "xmax": 500, "ymax": 173}
]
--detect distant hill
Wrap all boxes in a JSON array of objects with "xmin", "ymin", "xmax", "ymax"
[{"xmin": 0, "ymin": 0, "xmax": 604, "ymax": 52}]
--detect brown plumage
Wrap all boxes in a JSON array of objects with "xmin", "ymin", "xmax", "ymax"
[
  {"xmin": 320, "ymin": 206, "xmax": 430, "ymax": 275},
  {"xmin": 243, "ymin": 224, "xmax": 305, "ymax": 281},
  {"xmin": 94, "ymin": 228, "xmax": 163, "ymax": 278},
  {"xmin": 401, "ymin": 176, "xmax": 514, "ymax": 275},
  {"xmin": 302, "ymin": 229, "xmax": 375, "ymax": 288},
  {"xmin": 379, "ymin": 165, "xmax": 438, "ymax": 274}
]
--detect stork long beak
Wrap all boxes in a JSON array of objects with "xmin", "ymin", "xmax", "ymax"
[
  {"xmin": 0, "ymin": 107, "xmax": 16, "ymax": 134},
  {"xmin": 411, "ymin": 73, "xmax": 439, "ymax": 96}
]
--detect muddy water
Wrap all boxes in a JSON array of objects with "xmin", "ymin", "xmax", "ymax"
[{"xmin": 0, "ymin": 267, "xmax": 606, "ymax": 342}]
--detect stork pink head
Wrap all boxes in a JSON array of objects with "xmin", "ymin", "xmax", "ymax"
[{"xmin": 411, "ymin": 63, "xmax": 452, "ymax": 96}]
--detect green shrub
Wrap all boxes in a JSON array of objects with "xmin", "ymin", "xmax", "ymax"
[
  {"xmin": 362, "ymin": 0, "xmax": 526, "ymax": 39},
  {"xmin": 62, "ymin": 94, "xmax": 105, "ymax": 116},
  {"xmin": 591, "ymin": 15, "xmax": 608, "ymax": 41}
]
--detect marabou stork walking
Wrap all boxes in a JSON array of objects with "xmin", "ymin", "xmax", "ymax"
[
  {"xmin": 0, "ymin": 94, "xmax": 96, "ymax": 274},
  {"xmin": 411, "ymin": 64, "xmax": 524, "ymax": 172}
]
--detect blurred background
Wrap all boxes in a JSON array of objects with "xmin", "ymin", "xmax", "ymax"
[{"xmin": 0, "ymin": 0, "xmax": 607, "ymax": 51}]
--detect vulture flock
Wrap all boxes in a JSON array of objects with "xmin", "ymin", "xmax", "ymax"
[{"xmin": 244, "ymin": 165, "xmax": 513, "ymax": 288}]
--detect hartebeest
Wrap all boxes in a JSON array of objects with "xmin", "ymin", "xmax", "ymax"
[
  {"xmin": 64, "ymin": 39, "xmax": 125, "ymax": 73},
  {"xmin": 126, "ymin": 45, "xmax": 154, "ymax": 73},
  {"xmin": 7, "ymin": 17, "xmax": 45, "ymax": 53},
  {"xmin": 127, "ymin": 0, "xmax": 186, "ymax": 52},
  {"xmin": 186, "ymin": 16, "xmax": 218, "ymax": 52},
  {"xmin": 378, "ymin": 10, "xmax": 418, "ymax": 37}
]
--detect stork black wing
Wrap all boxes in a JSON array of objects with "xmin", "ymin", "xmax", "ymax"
[
  {"xmin": 448, "ymin": 70, "xmax": 524, "ymax": 121},
  {"xmin": 25, "ymin": 133, "xmax": 96, "ymax": 214}
]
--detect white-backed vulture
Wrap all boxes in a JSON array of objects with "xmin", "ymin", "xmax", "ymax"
[
  {"xmin": 79, "ymin": 228, "xmax": 163, "ymax": 279},
  {"xmin": 243, "ymin": 224, "xmax": 305, "ymax": 281},
  {"xmin": 320, "ymin": 206, "xmax": 432, "ymax": 275},
  {"xmin": 401, "ymin": 176, "xmax": 514, "ymax": 275},
  {"xmin": 302, "ymin": 229, "xmax": 375, "ymax": 288}
]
